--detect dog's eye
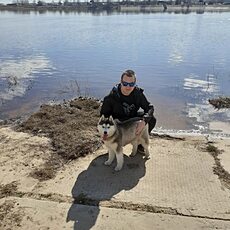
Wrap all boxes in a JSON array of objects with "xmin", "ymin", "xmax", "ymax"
[{"xmin": 102, "ymin": 125, "xmax": 105, "ymax": 128}]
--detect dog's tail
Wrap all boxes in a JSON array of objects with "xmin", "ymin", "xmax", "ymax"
[{"xmin": 115, "ymin": 117, "xmax": 143, "ymax": 125}]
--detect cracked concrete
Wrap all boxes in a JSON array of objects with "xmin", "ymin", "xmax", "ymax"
[{"xmin": 1, "ymin": 126, "xmax": 230, "ymax": 229}]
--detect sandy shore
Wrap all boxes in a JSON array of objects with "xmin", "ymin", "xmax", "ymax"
[
  {"xmin": 1, "ymin": 124, "xmax": 230, "ymax": 229},
  {"xmin": 0, "ymin": 98, "xmax": 230, "ymax": 229}
]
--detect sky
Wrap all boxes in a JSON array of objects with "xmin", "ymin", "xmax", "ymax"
[
  {"xmin": 0, "ymin": 0, "xmax": 95, "ymax": 4},
  {"xmin": 0, "ymin": 0, "xmax": 12, "ymax": 3},
  {"xmin": 0, "ymin": 0, "xmax": 29, "ymax": 3},
  {"xmin": 0, "ymin": 0, "xmax": 68, "ymax": 4}
]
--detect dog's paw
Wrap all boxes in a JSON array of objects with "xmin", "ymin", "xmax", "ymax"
[
  {"xmin": 115, "ymin": 165, "xmax": 122, "ymax": 171},
  {"xmin": 104, "ymin": 160, "xmax": 112, "ymax": 166}
]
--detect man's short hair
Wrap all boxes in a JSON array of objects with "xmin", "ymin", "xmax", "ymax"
[{"xmin": 121, "ymin": 70, "xmax": 136, "ymax": 82}]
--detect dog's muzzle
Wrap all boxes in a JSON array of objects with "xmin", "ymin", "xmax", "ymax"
[{"xmin": 102, "ymin": 133, "xmax": 108, "ymax": 141}]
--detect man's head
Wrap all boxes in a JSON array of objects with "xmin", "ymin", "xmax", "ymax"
[{"xmin": 120, "ymin": 70, "xmax": 136, "ymax": 96}]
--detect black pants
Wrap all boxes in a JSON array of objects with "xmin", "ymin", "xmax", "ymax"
[
  {"xmin": 148, "ymin": 115, "xmax": 156, "ymax": 134},
  {"xmin": 137, "ymin": 115, "xmax": 156, "ymax": 151},
  {"xmin": 137, "ymin": 112, "xmax": 156, "ymax": 134}
]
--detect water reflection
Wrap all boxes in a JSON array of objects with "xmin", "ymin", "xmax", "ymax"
[
  {"xmin": 183, "ymin": 74, "xmax": 218, "ymax": 93},
  {"xmin": 183, "ymin": 74, "xmax": 230, "ymax": 134},
  {"xmin": 0, "ymin": 56, "xmax": 54, "ymax": 104},
  {"xmin": 0, "ymin": 11, "xmax": 229, "ymax": 135},
  {"xmin": 168, "ymin": 51, "xmax": 184, "ymax": 65}
]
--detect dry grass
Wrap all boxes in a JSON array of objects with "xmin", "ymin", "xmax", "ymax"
[
  {"xmin": 17, "ymin": 97, "xmax": 102, "ymax": 181},
  {"xmin": 206, "ymin": 144, "xmax": 230, "ymax": 189}
]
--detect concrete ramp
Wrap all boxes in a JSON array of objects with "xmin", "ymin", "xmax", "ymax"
[{"xmin": 1, "ymin": 127, "xmax": 230, "ymax": 229}]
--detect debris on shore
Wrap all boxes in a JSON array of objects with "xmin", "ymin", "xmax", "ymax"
[
  {"xmin": 17, "ymin": 97, "xmax": 102, "ymax": 161},
  {"xmin": 208, "ymin": 97, "xmax": 230, "ymax": 110}
]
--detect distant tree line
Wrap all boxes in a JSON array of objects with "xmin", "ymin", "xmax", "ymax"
[{"xmin": 4, "ymin": 0, "xmax": 229, "ymax": 7}]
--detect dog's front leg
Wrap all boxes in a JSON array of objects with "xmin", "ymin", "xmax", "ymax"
[
  {"xmin": 115, "ymin": 150, "xmax": 124, "ymax": 171},
  {"xmin": 104, "ymin": 149, "xmax": 115, "ymax": 166}
]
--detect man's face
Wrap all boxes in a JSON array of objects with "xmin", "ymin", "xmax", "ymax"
[{"xmin": 120, "ymin": 74, "xmax": 136, "ymax": 96}]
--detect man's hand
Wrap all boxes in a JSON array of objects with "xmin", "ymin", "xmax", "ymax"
[{"xmin": 136, "ymin": 120, "xmax": 146, "ymax": 135}]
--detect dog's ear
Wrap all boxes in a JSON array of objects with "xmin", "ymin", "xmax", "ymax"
[
  {"xmin": 98, "ymin": 115, "xmax": 104, "ymax": 123},
  {"xmin": 109, "ymin": 115, "xmax": 113, "ymax": 122}
]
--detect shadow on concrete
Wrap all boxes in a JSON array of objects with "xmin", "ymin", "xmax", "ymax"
[{"xmin": 67, "ymin": 153, "xmax": 147, "ymax": 230}]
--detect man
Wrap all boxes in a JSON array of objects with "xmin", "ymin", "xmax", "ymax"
[{"xmin": 100, "ymin": 70, "xmax": 156, "ymax": 152}]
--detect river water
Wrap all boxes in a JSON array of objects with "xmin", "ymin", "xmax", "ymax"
[{"xmin": 0, "ymin": 10, "xmax": 230, "ymax": 136}]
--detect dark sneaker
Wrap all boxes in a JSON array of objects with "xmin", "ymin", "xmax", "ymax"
[{"xmin": 137, "ymin": 145, "xmax": 145, "ymax": 155}]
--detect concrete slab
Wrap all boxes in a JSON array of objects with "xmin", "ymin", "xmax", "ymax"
[
  {"xmin": 37, "ymin": 137, "xmax": 230, "ymax": 219},
  {"xmin": 1, "ymin": 127, "xmax": 230, "ymax": 229},
  {"xmin": 1, "ymin": 197, "xmax": 230, "ymax": 230}
]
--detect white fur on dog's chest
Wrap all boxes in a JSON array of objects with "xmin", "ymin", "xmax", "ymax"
[{"xmin": 104, "ymin": 141, "xmax": 118, "ymax": 151}]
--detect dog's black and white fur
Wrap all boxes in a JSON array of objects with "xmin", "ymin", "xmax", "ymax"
[{"xmin": 97, "ymin": 115, "xmax": 150, "ymax": 171}]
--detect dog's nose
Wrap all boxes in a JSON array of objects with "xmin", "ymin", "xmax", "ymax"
[{"xmin": 104, "ymin": 131, "xmax": 107, "ymax": 135}]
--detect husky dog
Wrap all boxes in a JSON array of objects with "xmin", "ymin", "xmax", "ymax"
[{"xmin": 97, "ymin": 115, "xmax": 150, "ymax": 171}]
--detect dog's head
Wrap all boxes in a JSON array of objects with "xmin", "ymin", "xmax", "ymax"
[{"xmin": 97, "ymin": 115, "xmax": 116, "ymax": 141}]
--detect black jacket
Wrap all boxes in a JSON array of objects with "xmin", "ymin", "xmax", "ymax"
[{"xmin": 100, "ymin": 84, "xmax": 154, "ymax": 123}]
